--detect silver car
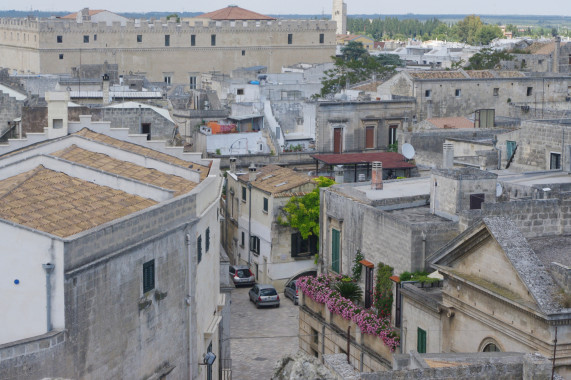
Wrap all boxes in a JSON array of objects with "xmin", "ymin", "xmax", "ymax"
[
  {"xmin": 284, "ymin": 281, "xmax": 299, "ymax": 305},
  {"xmin": 229, "ymin": 265, "xmax": 255, "ymax": 287},
  {"xmin": 249, "ymin": 284, "xmax": 280, "ymax": 308}
]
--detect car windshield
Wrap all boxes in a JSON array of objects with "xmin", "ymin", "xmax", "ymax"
[
  {"xmin": 260, "ymin": 289, "xmax": 277, "ymax": 296},
  {"xmin": 236, "ymin": 269, "xmax": 250, "ymax": 278}
]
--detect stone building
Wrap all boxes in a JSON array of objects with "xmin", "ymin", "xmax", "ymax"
[
  {"xmin": 0, "ymin": 6, "xmax": 336, "ymax": 84},
  {"xmin": 0, "ymin": 83, "xmax": 26, "ymax": 139},
  {"xmin": 332, "ymin": 0, "xmax": 347, "ymax": 35},
  {"xmin": 316, "ymin": 99, "xmax": 415, "ymax": 154},
  {"xmin": 0, "ymin": 101, "xmax": 225, "ymax": 380},
  {"xmin": 224, "ymin": 163, "xmax": 317, "ymax": 290},
  {"xmin": 377, "ymin": 69, "xmax": 570, "ymax": 121}
]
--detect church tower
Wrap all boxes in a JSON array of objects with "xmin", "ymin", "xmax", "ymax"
[{"xmin": 332, "ymin": 0, "xmax": 347, "ymax": 35}]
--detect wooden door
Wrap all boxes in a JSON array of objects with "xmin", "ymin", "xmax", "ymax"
[
  {"xmin": 365, "ymin": 126, "xmax": 375, "ymax": 149},
  {"xmin": 333, "ymin": 128, "xmax": 343, "ymax": 153}
]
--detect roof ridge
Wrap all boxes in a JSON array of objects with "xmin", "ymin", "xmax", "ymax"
[{"xmin": 0, "ymin": 165, "xmax": 47, "ymax": 202}]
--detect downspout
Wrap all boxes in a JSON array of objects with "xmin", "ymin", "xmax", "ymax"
[
  {"xmin": 42, "ymin": 263, "xmax": 55, "ymax": 332},
  {"xmin": 421, "ymin": 231, "xmax": 427, "ymax": 271},
  {"xmin": 248, "ymin": 182, "xmax": 252, "ymax": 267}
]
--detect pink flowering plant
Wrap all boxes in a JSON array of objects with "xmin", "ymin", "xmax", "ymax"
[{"xmin": 297, "ymin": 274, "xmax": 400, "ymax": 352}]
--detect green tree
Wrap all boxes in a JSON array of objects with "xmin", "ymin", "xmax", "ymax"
[
  {"xmin": 465, "ymin": 48, "xmax": 514, "ymax": 70},
  {"xmin": 341, "ymin": 41, "xmax": 368, "ymax": 61},
  {"xmin": 474, "ymin": 24, "xmax": 503, "ymax": 45},
  {"xmin": 455, "ymin": 15, "xmax": 483, "ymax": 45},
  {"xmin": 166, "ymin": 13, "xmax": 180, "ymax": 23},
  {"xmin": 278, "ymin": 177, "xmax": 335, "ymax": 240}
]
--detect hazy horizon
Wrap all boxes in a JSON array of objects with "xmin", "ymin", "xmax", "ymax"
[{"xmin": 1, "ymin": 0, "xmax": 570, "ymax": 17}]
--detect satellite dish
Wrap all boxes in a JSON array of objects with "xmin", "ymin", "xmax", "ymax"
[
  {"xmin": 402, "ymin": 143, "xmax": 416, "ymax": 159},
  {"xmin": 496, "ymin": 183, "xmax": 503, "ymax": 197}
]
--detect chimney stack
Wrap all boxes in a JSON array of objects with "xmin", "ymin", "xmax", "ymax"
[
  {"xmin": 371, "ymin": 161, "xmax": 383, "ymax": 190},
  {"xmin": 553, "ymin": 36, "xmax": 561, "ymax": 74},
  {"xmin": 443, "ymin": 143, "xmax": 454, "ymax": 169},
  {"xmin": 334, "ymin": 165, "xmax": 344, "ymax": 184},
  {"xmin": 229, "ymin": 157, "xmax": 237, "ymax": 173},
  {"xmin": 248, "ymin": 163, "xmax": 257, "ymax": 182},
  {"xmin": 102, "ymin": 73, "xmax": 110, "ymax": 104}
]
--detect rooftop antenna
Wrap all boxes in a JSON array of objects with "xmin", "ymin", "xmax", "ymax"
[{"xmin": 402, "ymin": 143, "xmax": 415, "ymax": 160}]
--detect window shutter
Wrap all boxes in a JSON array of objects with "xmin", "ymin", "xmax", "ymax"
[
  {"xmin": 143, "ymin": 260, "xmax": 155, "ymax": 293},
  {"xmin": 206, "ymin": 227, "xmax": 210, "ymax": 252},
  {"xmin": 331, "ymin": 229, "xmax": 340, "ymax": 273},
  {"xmin": 197, "ymin": 235, "xmax": 202, "ymax": 263},
  {"xmin": 291, "ymin": 233, "xmax": 300, "ymax": 256},
  {"xmin": 417, "ymin": 328, "xmax": 427, "ymax": 353}
]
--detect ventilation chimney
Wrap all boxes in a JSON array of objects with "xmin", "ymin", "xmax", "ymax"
[
  {"xmin": 553, "ymin": 36, "xmax": 561, "ymax": 74},
  {"xmin": 102, "ymin": 73, "xmax": 110, "ymax": 104},
  {"xmin": 443, "ymin": 143, "xmax": 454, "ymax": 169},
  {"xmin": 334, "ymin": 165, "xmax": 344, "ymax": 184},
  {"xmin": 248, "ymin": 163, "xmax": 257, "ymax": 182},
  {"xmin": 371, "ymin": 161, "xmax": 383, "ymax": 190},
  {"xmin": 229, "ymin": 157, "xmax": 237, "ymax": 173}
]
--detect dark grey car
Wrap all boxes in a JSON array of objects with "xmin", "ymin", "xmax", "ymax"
[
  {"xmin": 248, "ymin": 284, "xmax": 280, "ymax": 308},
  {"xmin": 284, "ymin": 281, "xmax": 298, "ymax": 305}
]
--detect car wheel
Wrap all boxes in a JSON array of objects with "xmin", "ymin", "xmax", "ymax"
[
  {"xmin": 294, "ymin": 299, "xmax": 298, "ymax": 305},
  {"xmin": 255, "ymin": 302, "xmax": 260, "ymax": 309},
  {"xmin": 275, "ymin": 303, "xmax": 280, "ymax": 308}
]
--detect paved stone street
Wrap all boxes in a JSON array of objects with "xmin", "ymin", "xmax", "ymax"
[{"xmin": 230, "ymin": 285, "xmax": 299, "ymax": 379}]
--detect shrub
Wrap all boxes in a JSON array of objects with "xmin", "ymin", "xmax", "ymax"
[
  {"xmin": 334, "ymin": 281, "xmax": 363, "ymax": 303},
  {"xmin": 374, "ymin": 263, "xmax": 393, "ymax": 318}
]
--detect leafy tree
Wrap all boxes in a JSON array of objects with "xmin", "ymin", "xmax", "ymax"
[
  {"xmin": 475, "ymin": 24, "xmax": 503, "ymax": 45},
  {"xmin": 166, "ymin": 13, "xmax": 180, "ymax": 23},
  {"xmin": 375, "ymin": 54, "xmax": 404, "ymax": 67},
  {"xmin": 278, "ymin": 177, "xmax": 335, "ymax": 240},
  {"xmin": 341, "ymin": 41, "xmax": 368, "ymax": 61},
  {"xmin": 373, "ymin": 262, "xmax": 393, "ymax": 317},
  {"xmin": 454, "ymin": 15, "xmax": 483, "ymax": 45},
  {"xmin": 465, "ymin": 48, "xmax": 514, "ymax": 70}
]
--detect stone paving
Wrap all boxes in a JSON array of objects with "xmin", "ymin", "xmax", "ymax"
[{"xmin": 230, "ymin": 285, "xmax": 300, "ymax": 379}]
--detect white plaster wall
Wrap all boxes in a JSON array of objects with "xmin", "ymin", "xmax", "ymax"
[
  {"xmin": 402, "ymin": 295, "xmax": 442, "ymax": 353},
  {"xmin": 0, "ymin": 224, "xmax": 64, "ymax": 344},
  {"xmin": 206, "ymin": 131, "xmax": 268, "ymax": 155}
]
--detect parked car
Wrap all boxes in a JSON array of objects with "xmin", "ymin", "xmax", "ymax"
[
  {"xmin": 284, "ymin": 270, "xmax": 317, "ymax": 305},
  {"xmin": 248, "ymin": 284, "xmax": 280, "ymax": 308},
  {"xmin": 284, "ymin": 281, "xmax": 299, "ymax": 305},
  {"xmin": 229, "ymin": 265, "xmax": 255, "ymax": 287}
]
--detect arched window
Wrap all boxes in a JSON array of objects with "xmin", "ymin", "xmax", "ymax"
[
  {"xmin": 483, "ymin": 343, "xmax": 500, "ymax": 352},
  {"xmin": 479, "ymin": 337, "xmax": 502, "ymax": 353}
]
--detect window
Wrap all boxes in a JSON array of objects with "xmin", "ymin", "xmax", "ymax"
[
  {"xmin": 455, "ymin": 89, "xmax": 461, "ymax": 97},
  {"xmin": 483, "ymin": 343, "xmax": 500, "ymax": 352},
  {"xmin": 206, "ymin": 227, "xmax": 210, "ymax": 252},
  {"xmin": 311, "ymin": 327, "xmax": 319, "ymax": 345},
  {"xmin": 365, "ymin": 126, "xmax": 375, "ymax": 149},
  {"xmin": 189, "ymin": 76, "xmax": 196, "ymax": 90},
  {"xmin": 389, "ymin": 125, "xmax": 398, "ymax": 145},
  {"xmin": 550, "ymin": 153, "xmax": 561, "ymax": 170},
  {"xmin": 263, "ymin": 197, "xmax": 268, "ymax": 213},
  {"xmin": 191, "ymin": 34, "xmax": 196, "ymax": 46},
  {"xmin": 57, "ymin": 35, "xmax": 62, "ymax": 43},
  {"xmin": 417, "ymin": 328, "xmax": 426, "ymax": 353},
  {"xmin": 242, "ymin": 50, "xmax": 245, "ymax": 56},
  {"xmin": 141, "ymin": 123, "xmax": 151, "ymax": 140},
  {"xmin": 470, "ymin": 193, "xmax": 485, "ymax": 210},
  {"xmin": 164, "ymin": 76, "xmax": 171, "ymax": 85},
  {"xmin": 250, "ymin": 235, "xmax": 260, "ymax": 254},
  {"xmin": 53, "ymin": 119, "xmax": 63, "ymax": 129},
  {"xmin": 237, "ymin": 88, "xmax": 244, "ymax": 95},
  {"xmin": 143, "ymin": 259, "xmax": 155, "ymax": 293},
  {"xmin": 137, "ymin": 34, "xmax": 142, "ymax": 43},
  {"xmin": 493, "ymin": 88, "xmax": 499, "ymax": 96},
  {"xmin": 242, "ymin": 186, "xmax": 247, "ymax": 201},
  {"xmin": 211, "ymin": 34, "xmax": 216, "ymax": 46},
  {"xmin": 291, "ymin": 232, "xmax": 318, "ymax": 257},
  {"xmin": 319, "ymin": 33, "xmax": 324, "ymax": 44},
  {"xmin": 241, "ymin": 231, "xmax": 245, "ymax": 247},
  {"xmin": 83, "ymin": 35, "xmax": 89, "ymax": 43},
  {"xmin": 527, "ymin": 87, "xmax": 533, "ymax": 96},
  {"xmin": 425, "ymin": 89, "xmax": 431, "ymax": 98},
  {"xmin": 331, "ymin": 228, "xmax": 340, "ymax": 273},
  {"xmin": 288, "ymin": 33, "xmax": 293, "ymax": 44},
  {"xmin": 165, "ymin": 34, "xmax": 170, "ymax": 46},
  {"xmin": 59, "ymin": 54, "xmax": 64, "ymax": 60},
  {"xmin": 197, "ymin": 235, "xmax": 202, "ymax": 263}
]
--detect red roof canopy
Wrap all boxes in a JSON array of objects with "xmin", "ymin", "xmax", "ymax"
[
  {"xmin": 311, "ymin": 152, "xmax": 415, "ymax": 169},
  {"xmin": 199, "ymin": 6, "xmax": 276, "ymax": 21}
]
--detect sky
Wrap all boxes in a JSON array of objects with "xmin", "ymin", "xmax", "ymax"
[{"xmin": 2, "ymin": 0, "xmax": 570, "ymax": 16}]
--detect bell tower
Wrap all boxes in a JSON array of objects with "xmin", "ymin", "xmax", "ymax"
[{"xmin": 332, "ymin": 0, "xmax": 347, "ymax": 35}]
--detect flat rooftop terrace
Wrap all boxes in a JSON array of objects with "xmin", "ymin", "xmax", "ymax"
[
  {"xmin": 496, "ymin": 171, "xmax": 571, "ymax": 187},
  {"xmin": 353, "ymin": 177, "xmax": 430, "ymax": 200}
]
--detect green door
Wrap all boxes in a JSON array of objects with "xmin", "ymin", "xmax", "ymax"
[
  {"xmin": 417, "ymin": 327, "xmax": 427, "ymax": 353},
  {"xmin": 506, "ymin": 141, "xmax": 516, "ymax": 160},
  {"xmin": 331, "ymin": 229, "xmax": 340, "ymax": 273}
]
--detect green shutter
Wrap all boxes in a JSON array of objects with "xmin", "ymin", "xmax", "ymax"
[
  {"xmin": 331, "ymin": 229, "xmax": 340, "ymax": 273},
  {"xmin": 197, "ymin": 235, "xmax": 202, "ymax": 263},
  {"xmin": 417, "ymin": 327, "xmax": 426, "ymax": 353}
]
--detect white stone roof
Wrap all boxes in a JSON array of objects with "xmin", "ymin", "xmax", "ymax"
[
  {"xmin": 0, "ymin": 84, "xmax": 26, "ymax": 101},
  {"xmin": 105, "ymin": 101, "xmax": 174, "ymax": 124}
]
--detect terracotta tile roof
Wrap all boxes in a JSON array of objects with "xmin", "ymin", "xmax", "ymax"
[
  {"xmin": 61, "ymin": 10, "xmax": 106, "ymax": 19},
  {"xmin": 199, "ymin": 6, "xmax": 275, "ymax": 21},
  {"xmin": 311, "ymin": 152, "xmax": 415, "ymax": 169},
  {"xmin": 494, "ymin": 70, "xmax": 525, "ymax": 78},
  {"xmin": 50, "ymin": 145, "xmax": 197, "ymax": 196},
  {"xmin": 238, "ymin": 165, "xmax": 314, "ymax": 194},
  {"xmin": 409, "ymin": 71, "xmax": 466, "ymax": 79},
  {"xmin": 351, "ymin": 81, "xmax": 383, "ymax": 92},
  {"xmin": 465, "ymin": 70, "xmax": 494, "ymax": 78},
  {"xmin": 427, "ymin": 117, "xmax": 474, "ymax": 129},
  {"xmin": 0, "ymin": 166, "xmax": 156, "ymax": 237},
  {"xmin": 528, "ymin": 42, "xmax": 555, "ymax": 55},
  {"xmin": 274, "ymin": 191, "xmax": 311, "ymax": 198},
  {"xmin": 73, "ymin": 128, "xmax": 209, "ymax": 180}
]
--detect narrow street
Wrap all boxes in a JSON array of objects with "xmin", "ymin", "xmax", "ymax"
[{"xmin": 230, "ymin": 286, "xmax": 299, "ymax": 379}]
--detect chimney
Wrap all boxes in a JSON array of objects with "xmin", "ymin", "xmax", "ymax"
[
  {"xmin": 45, "ymin": 91, "xmax": 70, "ymax": 139},
  {"xmin": 371, "ymin": 161, "xmax": 383, "ymax": 190},
  {"xmin": 229, "ymin": 157, "xmax": 237, "ymax": 173},
  {"xmin": 102, "ymin": 73, "xmax": 110, "ymax": 104},
  {"xmin": 553, "ymin": 36, "xmax": 561, "ymax": 74},
  {"xmin": 334, "ymin": 165, "xmax": 344, "ymax": 184},
  {"xmin": 248, "ymin": 163, "xmax": 257, "ymax": 182},
  {"xmin": 443, "ymin": 143, "xmax": 454, "ymax": 169}
]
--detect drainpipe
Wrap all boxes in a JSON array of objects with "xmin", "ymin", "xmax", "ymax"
[
  {"xmin": 248, "ymin": 182, "xmax": 252, "ymax": 267},
  {"xmin": 421, "ymin": 231, "xmax": 427, "ymax": 271},
  {"xmin": 42, "ymin": 263, "xmax": 55, "ymax": 332}
]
